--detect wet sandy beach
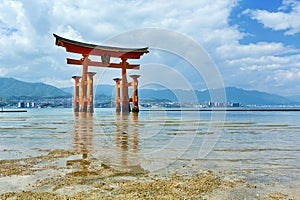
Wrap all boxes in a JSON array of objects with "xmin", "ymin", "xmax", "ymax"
[{"xmin": 0, "ymin": 149, "xmax": 298, "ymax": 200}]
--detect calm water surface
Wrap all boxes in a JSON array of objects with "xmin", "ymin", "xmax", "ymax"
[{"xmin": 0, "ymin": 108, "xmax": 299, "ymax": 190}]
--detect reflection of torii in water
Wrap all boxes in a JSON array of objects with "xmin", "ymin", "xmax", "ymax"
[
  {"xmin": 68, "ymin": 112, "xmax": 145, "ymax": 174},
  {"xmin": 114, "ymin": 112, "xmax": 145, "ymax": 173},
  {"xmin": 67, "ymin": 112, "xmax": 93, "ymax": 173}
]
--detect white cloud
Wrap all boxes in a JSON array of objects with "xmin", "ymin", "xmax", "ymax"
[
  {"xmin": 55, "ymin": 25, "xmax": 83, "ymax": 41},
  {"xmin": 0, "ymin": 67, "xmax": 9, "ymax": 76},
  {"xmin": 244, "ymin": 0, "xmax": 300, "ymax": 35},
  {"xmin": 216, "ymin": 42, "xmax": 296, "ymax": 59},
  {"xmin": 0, "ymin": 0, "xmax": 300, "ymax": 96},
  {"xmin": 274, "ymin": 69, "xmax": 300, "ymax": 82},
  {"xmin": 0, "ymin": 0, "xmax": 240, "ymax": 85},
  {"xmin": 40, "ymin": 77, "xmax": 74, "ymax": 88},
  {"xmin": 220, "ymin": 51, "xmax": 300, "ymax": 95}
]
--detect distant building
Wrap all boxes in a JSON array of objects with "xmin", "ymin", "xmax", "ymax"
[
  {"xmin": 18, "ymin": 101, "xmax": 25, "ymax": 108},
  {"xmin": 25, "ymin": 102, "xmax": 36, "ymax": 108},
  {"xmin": 232, "ymin": 102, "xmax": 240, "ymax": 107}
]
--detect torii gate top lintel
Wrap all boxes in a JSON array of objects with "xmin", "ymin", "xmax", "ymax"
[{"xmin": 53, "ymin": 34, "xmax": 149, "ymax": 60}]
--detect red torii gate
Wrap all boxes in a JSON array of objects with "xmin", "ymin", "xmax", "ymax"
[{"xmin": 53, "ymin": 34, "xmax": 148, "ymax": 113}]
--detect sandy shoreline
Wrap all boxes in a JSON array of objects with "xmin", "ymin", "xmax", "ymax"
[{"xmin": 0, "ymin": 149, "xmax": 298, "ymax": 200}]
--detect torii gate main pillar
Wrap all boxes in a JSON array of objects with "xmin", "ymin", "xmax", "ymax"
[
  {"xmin": 121, "ymin": 58, "xmax": 130, "ymax": 113},
  {"xmin": 87, "ymin": 72, "xmax": 96, "ymax": 113}
]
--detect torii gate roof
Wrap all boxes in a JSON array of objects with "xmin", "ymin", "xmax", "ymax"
[{"xmin": 53, "ymin": 34, "xmax": 149, "ymax": 59}]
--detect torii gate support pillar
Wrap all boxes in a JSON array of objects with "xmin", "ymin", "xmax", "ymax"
[
  {"xmin": 130, "ymin": 75, "xmax": 140, "ymax": 113},
  {"xmin": 113, "ymin": 78, "xmax": 122, "ymax": 113},
  {"xmin": 72, "ymin": 76, "xmax": 81, "ymax": 112}
]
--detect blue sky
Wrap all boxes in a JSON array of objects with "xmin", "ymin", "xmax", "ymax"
[
  {"xmin": 0, "ymin": 0, "xmax": 300, "ymax": 97},
  {"xmin": 230, "ymin": 0, "xmax": 300, "ymax": 48}
]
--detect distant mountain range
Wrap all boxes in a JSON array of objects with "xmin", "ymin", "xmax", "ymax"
[
  {"xmin": 0, "ymin": 77, "xmax": 299, "ymax": 105},
  {"xmin": 286, "ymin": 95, "xmax": 300, "ymax": 102},
  {"xmin": 138, "ymin": 87, "xmax": 300, "ymax": 105},
  {"xmin": 0, "ymin": 77, "xmax": 70, "ymax": 98},
  {"xmin": 62, "ymin": 84, "xmax": 300, "ymax": 105}
]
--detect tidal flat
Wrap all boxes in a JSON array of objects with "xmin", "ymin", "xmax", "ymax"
[{"xmin": 0, "ymin": 148, "xmax": 295, "ymax": 200}]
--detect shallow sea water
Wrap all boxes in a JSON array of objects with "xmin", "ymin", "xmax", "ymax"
[{"xmin": 0, "ymin": 108, "xmax": 299, "ymax": 197}]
